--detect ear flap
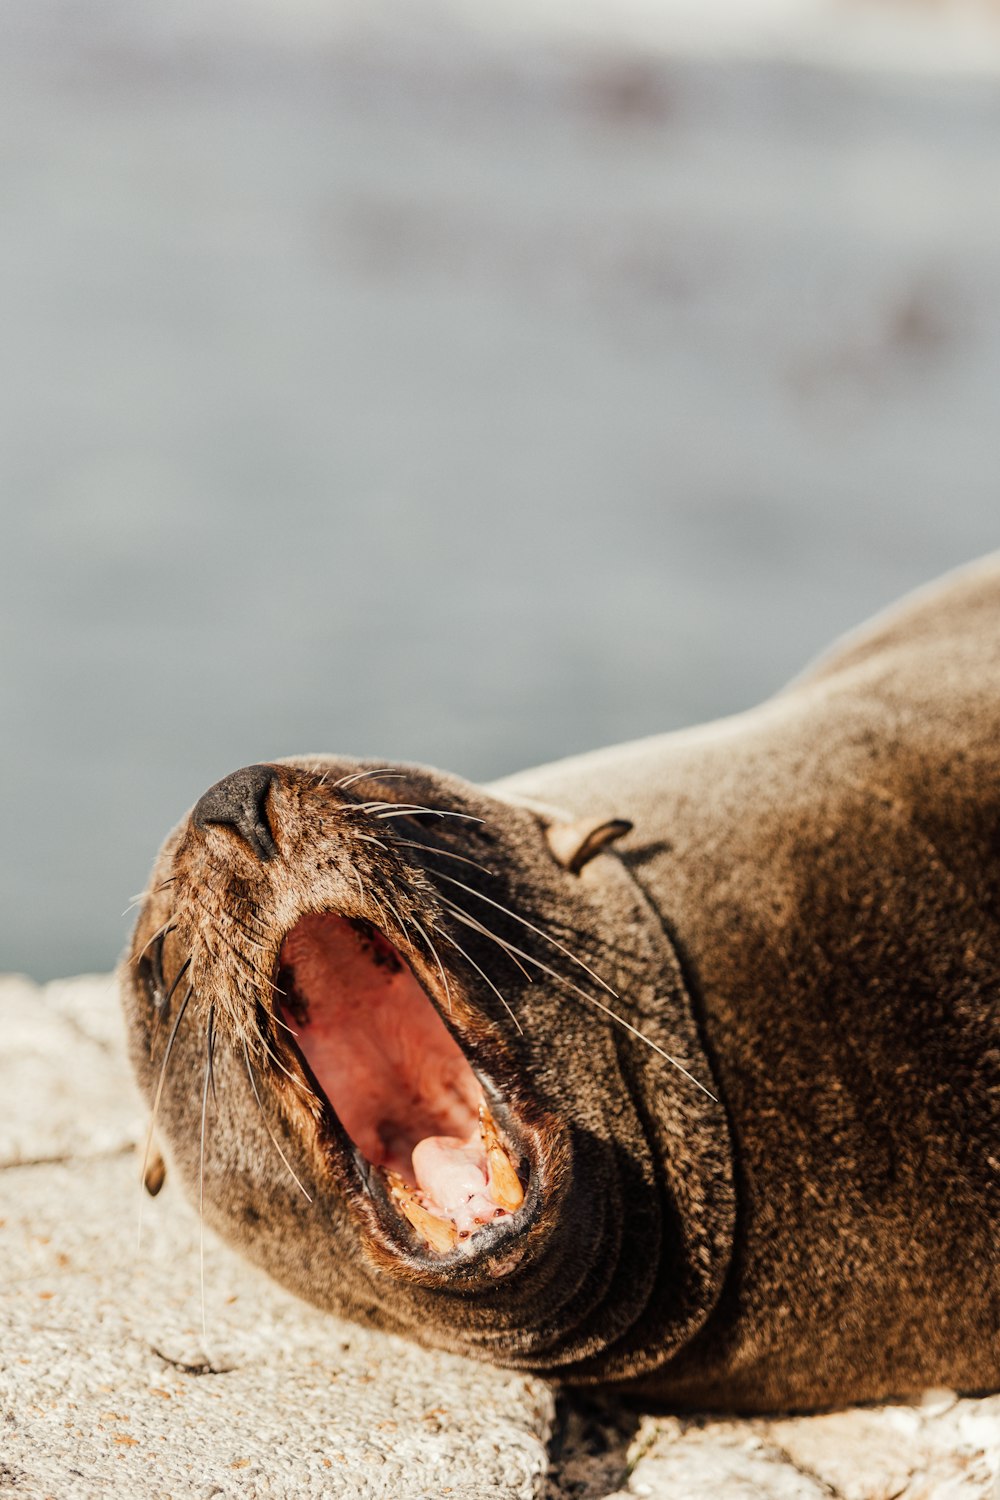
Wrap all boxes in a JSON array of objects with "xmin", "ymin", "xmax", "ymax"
[
  {"xmin": 546, "ymin": 816, "xmax": 633, "ymax": 874},
  {"xmin": 143, "ymin": 1142, "xmax": 167, "ymax": 1197}
]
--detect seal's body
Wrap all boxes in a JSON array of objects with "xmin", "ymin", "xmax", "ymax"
[{"xmin": 121, "ymin": 558, "xmax": 999, "ymax": 1412}]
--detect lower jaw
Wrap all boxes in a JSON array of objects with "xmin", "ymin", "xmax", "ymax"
[
  {"xmin": 347, "ymin": 1076, "xmax": 544, "ymax": 1278},
  {"xmin": 379, "ymin": 1100, "xmax": 526, "ymax": 1254},
  {"xmin": 349, "ymin": 1171, "xmax": 631, "ymax": 1369}
]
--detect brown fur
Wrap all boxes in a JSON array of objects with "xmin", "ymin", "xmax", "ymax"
[{"xmin": 120, "ymin": 557, "xmax": 1000, "ymax": 1412}]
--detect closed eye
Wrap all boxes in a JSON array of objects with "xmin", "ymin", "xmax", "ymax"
[{"xmin": 139, "ymin": 928, "xmax": 172, "ymax": 1017}]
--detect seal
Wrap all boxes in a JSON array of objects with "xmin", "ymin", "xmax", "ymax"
[{"xmin": 120, "ymin": 556, "xmax": 1000, "ymax": 1413}]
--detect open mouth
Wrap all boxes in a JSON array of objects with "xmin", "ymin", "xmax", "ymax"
[{"xmin": 276, "ymin": 912, "xmax": 527, "ymax": 1256}]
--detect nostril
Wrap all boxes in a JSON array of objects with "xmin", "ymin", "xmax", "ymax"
[{"xmin": 192, "ymin": 764, "xmax": 279, "ymax": 862}]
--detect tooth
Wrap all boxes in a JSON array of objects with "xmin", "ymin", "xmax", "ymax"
[
  {"xmin": 488, "ymin": 1151, "xmax": 524, "ymax": 1213},
  {"xmin": 480, "ymin": 1106, "xmax": 524, "ymax": 1214},
  {"xmin": 399, "ymin": 1198, "xmax": 459, "ymax": 1255},
  {"xmin": 385, "ymin": 1171, "xmax": 458, "ymax": 1254}
]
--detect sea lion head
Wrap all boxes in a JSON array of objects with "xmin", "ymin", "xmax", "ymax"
[{"xmin": 120, "ymin": 758, "xmax": 735, "ymax": 1385}]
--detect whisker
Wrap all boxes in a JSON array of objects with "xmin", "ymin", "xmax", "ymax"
[
  {"xmin": 392, "ymin": 837, "xmax": 497, "ymax": 880},
  {"xmin": 269, "ymin": 1006, "xmax": 301, "ymax": 1041},
  {"xmin": 381, "ymin": 894, "xmax": 412, "ymax": 941},
  {"xmin": 148, "ymin": 953, "xmax": 192, "ymax": 1051},
  {"xmin": 147, "ymin": 942, "xmax": 186, "ymax": 1062},
  {"xmin": 562, "ymin": 987, "xmax": 717, "ymax": 1100},
  {"xmin": 372, "ymin": 806, "xmax": 485, "ymax": 826},
  {"xmin": 407, "ymin": 913, "xmax": 453, "ymax": 1016},
  {"xmin": 191, "ymin": 893, "xmax": 269, "ymax": 954},
  {"xmin": 243, "ymin": 1040, "xmax": 313, "ymax": 1202},
  {"xmin": 162, "ymin": 955, "xmax": 193, "ymax": 1011},
  {"xmin": 188, "ymin": 912, "xmax": 301, "ymax": 1088},
  {"xmin": 432, "ymin": 871, "xmax": 618, "ymax": 997},
  {"xmin": 367, "ymin": 891, "xmax": 394, "ymax": 939},
  {"xmin": 437, "ymin": 927, "xmax": 522, "ymax": 1035},
  {"xmin": 127, "ymin": 877, "xmax": 176, "ymax": 912},
  {"xmin": 449, "ymin": 914, "xmax": 716, "ymax": 1100},
  {"xmin": 253, "ymin": 1024, "xmax": 312, "ymax": 1097},
  {"xmin": 438, "ymin": 899, "xmax": 534, "ymax": 982},
  {"xmin": 206, "ymin": 1000, "xmax": 218, "ymax": 1110},
  {"xmin": 332, "ymin": 768, "xmax": 409, "ymax": 790},
  {"xmin": 192, "ymin": 898, "xmax": 274, "ymax": 990},
  {"xmin": 230, "ymin": 904, "xmax": 270, "ymax": 940},
  {"xmin": 137, "ymin": 981, "xmax": 193, "ymax": 1250},
  {"xmin": 216, "ymin": 910, "xmax": 270, "ymax": 951},
  {"xmin": 135, "ymin": 920, "xmax": 176, "ymax": 964},
  {"xmin": 199, "ymin": 1030, "xmax": 212, "ymax": 1351}
]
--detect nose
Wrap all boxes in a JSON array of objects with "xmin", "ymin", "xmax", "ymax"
[{"xmin": 192, "ymin": 764, "xmax": 279, "ymax": 862}]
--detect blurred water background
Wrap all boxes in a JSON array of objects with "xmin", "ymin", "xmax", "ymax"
[{"xmin": 2, "ymin": 0, "xmax": 999, "ymax": 979}]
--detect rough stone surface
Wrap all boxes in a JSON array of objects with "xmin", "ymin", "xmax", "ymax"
[
  {"xmin": 595, "ymin": 1401, "xmax": 1000, "ymax": 1500},
  {"xmin": 2, "ymin": 975, "xmax": 997, "ymax": 1499},
  {"xmin": 0, "ymin": 974, "xmax": 139, "ymax": 1168}
]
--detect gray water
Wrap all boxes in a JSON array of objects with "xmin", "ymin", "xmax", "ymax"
[{"xmin": 2, "ymin": 2, "xmax": 998, "ymax": 979}]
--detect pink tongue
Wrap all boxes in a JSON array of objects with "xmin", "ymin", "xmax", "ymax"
[{"xmin": 412, "ymin": 1135, "xmax": 499, "ymax": 1233}]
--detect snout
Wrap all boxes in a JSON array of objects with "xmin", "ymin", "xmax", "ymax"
[{"xmin": 192, "ymin": 763, "xmax": 279, "ymax": 862}]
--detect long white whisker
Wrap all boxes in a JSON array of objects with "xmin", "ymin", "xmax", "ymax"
[
  {"xmin": 373, "ymin": 806, "xmax": 484, "ymax": 825},
  {"xmin": 392, "ymin": 836, "xmax": 497, "ymax": 880},
  {"xmin": 256, "ymin": 1030, "xmax": 312, "ymax": 1096},
  {"xmin": 332, "ymin": 768, "xmax": 409, "ymax": 790},
  {"xmin": 243, "ymin": 1040, "xmax": 313, "ymax": 1202},
  {"xmin": 206, "ymin": 1001, "xmax": 219, "ymax": 1108},
  {"xmin": 138, "ymin": 981, "xmax": 193, "ymax": 1250},
  {"xmin": 368, "ymin": 892, "xmax": 394, "ymax": 941},
  {"xmin": 355, "ymin": 833, "xmax": 389, "ymax": 850},
  {"xmin": 449, "ymin": 910, "xmax": 716, "ymax": 1099},
  {"xmin": 438, "ymin": 899, "xmax": 534, "ymax": 982},
  {"xmin": 563, "ymin": 983, "xmax": 717, "ymax": 1100},
  {"xmin": 437, "ymin": 927, "xmax": 523, "ymax": 1035},
  {"xmin": 199, "ymin": 1021, "xmax": 213, "ymax": 1352},
  {"xmin": 381, "ymin": 895, "xmax": 411, "ymax": 941},
  {"xmin": 407, "ymin": 913, "xmax": 453, "ymax": 1015},
  {"xmin": 270, "ymin": 1007, "xmax": 300, "ymax": 1039},
  {"xmin": 134, "ymin": 920, "xmax": 176, "ymax": 964},
  {"xmin": 432, "ymin": 871, "xmax": 617, "ymax": 997}
]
